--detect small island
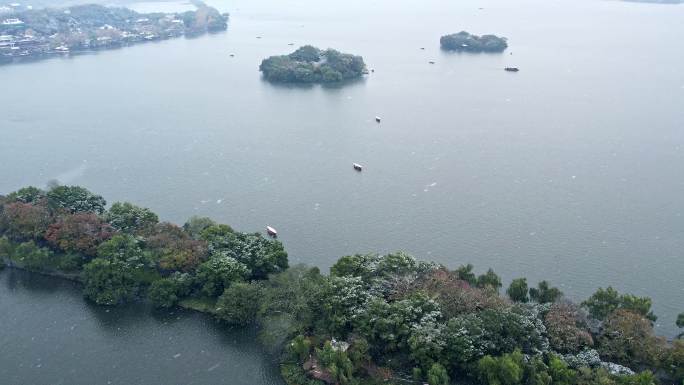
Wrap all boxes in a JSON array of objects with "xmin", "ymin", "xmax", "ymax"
[
  {"xmin": 259, "ymin": 45, "xmax": 367, "ymax": 83},
  {"xmin": 440, "ymin": 31, "xmax": 508, "ymax": 53},
  {"xmin": 0, "ymin": 1, "xmax": 228, "ymax": 64}
]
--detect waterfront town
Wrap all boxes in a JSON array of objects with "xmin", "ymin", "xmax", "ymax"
[{"xmin": 0, "ymin": 1, "xmax": 227, "ymax": 62}]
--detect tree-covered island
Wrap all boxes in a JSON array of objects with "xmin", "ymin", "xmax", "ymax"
[
  {"xmin": 0, "ymin": 1, "xmax": 227, "ymax": 63},
  {"xmin": 440, "ymin": 31, "xmax": 508, "ymax": 53},
  {"xmin": 0, "ymin": 185, "xmax": 682, "ymax": 385},
  {"xmin": 259, "ymin": 45, "xmax": 367, "ymax": 83}
]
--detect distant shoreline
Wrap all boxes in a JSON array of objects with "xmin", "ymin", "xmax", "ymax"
[{"xmin": 0, "ymin": 2, "xmax": 228, "ymax": 66}]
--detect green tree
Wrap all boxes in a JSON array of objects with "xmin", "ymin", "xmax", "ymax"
[
  {"xmin": 258, "ymin": 265, "xmax": 327, "ymax": 340},
  {"xmin": 529, "ymin": 281, "xmax": 563, "ymax": 303},
  {"xmin": 660, "ymin": 340, "xmax": 683, "ymax": 383},
  {"xmin": 347, "ymin": 338, "xmax": 370, "ymax": 369},
  {"xmin": 456, "ymin": 263, "xmax": 477, "ymax": 286},
  {"xmin": 215, "ymin": 282, "xmax": 263, "ymax": 325},
  {"xmin": 0, "ymin": 236, "xmax": 13, "ymax": 258},
  {"xmin": 408, "ymin": 320, "xmax": 445, "ymax": 371},
  {"xmin": 619, "ymin": 294, "xmax": 657, "ymax": 322},
  {"xmin": 106, "ymin": 202, "xmax": 158, "ymax": 234},
  {"xmin": 355, "ymin": 292, "xmax": 441, "ymax": 354},
  {"xmin": 13, "ymin": 241, "xmax": 53, "ymax": 271},
  {"xmin": 148, "ymin": 274, "xmax": 190, "ymax": 308},
  {"xmin": 182, "ymin": 216, "xmax": 216, "ymax": 239},
  {"xmin": 547, "ymin": 355, "xmax": 576, "ymax": 385},
  {"xmin": 322, "ymin": 276, "xmax": 371, "ymax": 336},
  {"xmin": 83, "ymin": 258, "xmax": 138, "ymax": 305},
  {"xmin": 477, "ymin": 268, "xmax": 503, "ymax": 291},
  {"xmin": 582, "ymin": 287, "xmax": 656, "ymax": 321},
  {"xmin": 477, "ymin": 350, "xmax": 524, "ymax": 385},
  {"xmin": 195, "ymin": 253, "xmax": 249, "ymax": 297},
  {"xmin": 289, "ymin": 45, "xmax": 321, "ymax": 62},
  {"xmin": 376, "ymin": 251, "xmax": 417, "ymax": 277},
  {"xmin": 507, "ymin": 278, "xmax": 529, "ymax": 303},
  {"xmin": 316, "ymin": 340, "xmax": 354, "ymax": 384},
  {"xmin": 442, "ymin": 315, "xmax": 483, "ymax": 370},
  {"xmin": 330, "ymin": 253, "xmax": 379, "ymax": 278},
  {"xmin": 582, "ymin": 286, "xmax": 620, "ymax": 320},
  {"xmin": 97, "ymin": 234, "xmax": 151, "ymax": 267},
  {"xmin": 289, "ymin": 335, "xmax": 312, "ymax": 362},
  {"xmin": 47, "ymin": 185, "xmax": 106, "ymax": 214},
  {"xmin": 6, "ymin": 186, "xmax": 45, "ymax": 204},
  {"xmin": 427, "ymin": 363, "xmax": 449, "ymax": 385},
  {"xmin": 476, "ymin": 307, "xmax": 547, "ymax": 355},
  {"xmin": 201, "ymin": 225, "xmax": 288, "ymax": 279},
  {"xmin": 597, "ymin": 309, "xmax": 662, "ymax": 368}
]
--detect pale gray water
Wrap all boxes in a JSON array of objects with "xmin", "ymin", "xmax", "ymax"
[{"xmin": 0, "ymin": 0, "xmax": 682, "ymax": 353}]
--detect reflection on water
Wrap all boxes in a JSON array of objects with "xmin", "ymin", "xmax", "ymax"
[{"xmin": 0, "ymin": 269, "xmax": 284, "ymax": 385}]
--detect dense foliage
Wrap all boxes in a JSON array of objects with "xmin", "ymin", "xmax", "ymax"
[
  {"xmin": 259, "ymin": 45, "xmax": 367, "ymax": 83},
  {"xmin": 0, "ymin": 185, "xmax": 682, "ymax": 385},
  {"xmin": 0, "ymin": 184, "xmax": 287, "ymax": 308},
  {"xmin": 440, "ymin": 31, "xmax": 508, "ymax": 53}
]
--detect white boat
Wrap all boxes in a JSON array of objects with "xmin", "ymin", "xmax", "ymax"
[
  {"xmin": 353, "ymin": 163, "xmax": 363, "ymax": 171},
  {"xmin": 266, "ymin": 226, "xmax": 278, "ymax": 237},
  {"xmin": 375, "ymin": 116, "xmax": 381, "ymax": 123}
]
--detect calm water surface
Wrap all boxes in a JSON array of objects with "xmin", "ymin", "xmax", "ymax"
[
  {"xmin": 0, "ymin": 0, "xmax": 683, "ymax": 371},
  {"xmin": 0, "ymin": 269, "xmax": 284, "ymax": 385}
]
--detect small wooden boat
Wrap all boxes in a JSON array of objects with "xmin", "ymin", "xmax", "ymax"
[
  {"xmin": 375, "ymin": 116, "xmax": 381, "ymax": 123},
  {"xmin": 266, "ymin": 226, "xmax": 278, "ymax": 237},
  {"xmin": 353, "ymin": 163, "xmax": 363, "ymax": 171},
  {"xmin": 505, "ymin": 67, "xmax": 519, "ymax": 72}
]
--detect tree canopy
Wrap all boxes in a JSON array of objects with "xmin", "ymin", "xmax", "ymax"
[
  {"xmin": 0, "ymin": 184, "xmax": 679, "ymax": 385},
  {"xmin": 440, "ymin": 31, "xmax": 508, "ymax": 53},
  {"xmin": 259, "ymin": 45, "xmax": 367, "ymax": 84}
]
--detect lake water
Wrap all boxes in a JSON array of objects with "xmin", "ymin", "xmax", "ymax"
[
  {"xmin": 0, "ymin": 269, "xmax": 284, "ymax": 385},
  {"xmin": 0, "ymin": 0, "xmax": 683, "ymax": 374}
]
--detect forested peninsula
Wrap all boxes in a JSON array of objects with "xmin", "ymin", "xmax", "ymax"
[
  {"xmin": 259, "ymin": 45, "xmax": 367, "ymax": 83},
  {"xmin": 0, "ymin": 185, "xmax": 682, "ymax": 385}
]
